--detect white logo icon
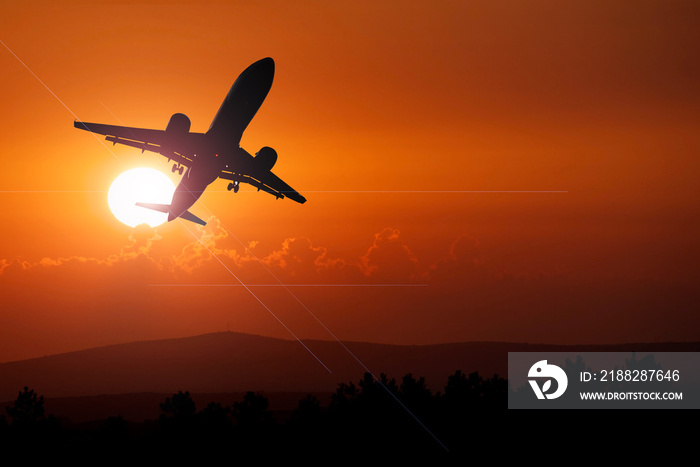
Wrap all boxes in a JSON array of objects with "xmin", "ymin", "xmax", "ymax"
[{"xmin": 528, "ymin": 360, "xmax": 568, "ymax": 400}]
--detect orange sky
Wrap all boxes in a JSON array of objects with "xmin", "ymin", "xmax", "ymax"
[{"xmin": 1, "ymin": 1, "xmax": 699, "ymax": 362}]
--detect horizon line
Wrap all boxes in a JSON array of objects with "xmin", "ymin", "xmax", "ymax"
[
  {"xmin": 2, "ymin": 331, "xmax": 699, "ymax": 365},
  {"xmin": 149, "ymin": 284, "xmax": 429, "ymax": 287}
]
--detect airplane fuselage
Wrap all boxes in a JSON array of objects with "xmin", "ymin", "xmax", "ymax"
[
  {"xmin": 167, "ymin": 153, "xmax": 221, "ymax": 221},
  {"xmin": 75, "ymin": 57, "xmax": 305, "ymax": 227},
  {"xmin": 164, "ymin": 57, "xmax": 275, "ymax": 221},
  {"xmin": 166, "ymin": 146, "xmax": 256, "ymax": 221}
]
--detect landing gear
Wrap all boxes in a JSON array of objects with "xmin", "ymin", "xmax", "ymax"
[
  {"xmin": 227, "ymin": 181, "xmax": 240, "ymax": 193},
  {"xmin": 172, "ymin": 163, "xmax": 184, "ymax": 175}
]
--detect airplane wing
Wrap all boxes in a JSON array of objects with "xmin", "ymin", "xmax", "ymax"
[
  {"xmin": 74, "ymin": 121, "xmax": 193, "ymax": 167},
  {"xmin": 220, "ymin": 169, "xmax": 307, "ymax": 204}
]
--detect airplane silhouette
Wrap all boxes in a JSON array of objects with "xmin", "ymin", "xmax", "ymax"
[{"xmin": 75, "ymin": 57, "xmax": 306, "ymax": 226}]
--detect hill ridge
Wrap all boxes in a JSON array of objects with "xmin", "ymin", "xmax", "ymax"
[{"xmin": 1, "ymin": 331, "xmax": 697, "ymax": 400}]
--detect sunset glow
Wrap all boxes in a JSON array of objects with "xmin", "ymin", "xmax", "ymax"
[
  {"xmin": 108, "ymin": 167, "xmax": 175, "ymax": 227},
  {"xmin": 0, "ymin": 1, "xmax": 699, "ymax": 364}
]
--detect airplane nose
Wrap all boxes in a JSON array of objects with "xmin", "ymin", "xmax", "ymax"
[{"xmin": 253, "ymin": 57, "xmax": 274, "ymax": 74}]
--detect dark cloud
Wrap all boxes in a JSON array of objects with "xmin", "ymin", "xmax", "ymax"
[
  {"xmin": 360, "ymin": 228, "xmax": 420, "ymax": 282},
  {"xmin": 0, "ymin": 224, "xmax": 164, "ymax": 277},
  {"xmin": 2, "ymin": 222, "xmax": 698, "ymax": 363},
  {"xmin": 260, "ymin": 237, "xmax": 363, "ymax": 284},
  {"xmin": 170, "ymin": 218, "xmax": 231, "ymax": 274},
  {"xmin": 427, "ymin": 235, "xmax": 490, "ymax": 286}
]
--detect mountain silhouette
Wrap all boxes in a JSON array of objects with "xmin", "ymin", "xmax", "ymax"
[{"xmin": 0, "ymin": 332, "xmax": 697, "ymax": 401}]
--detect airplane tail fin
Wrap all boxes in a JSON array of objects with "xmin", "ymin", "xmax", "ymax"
[{"xmin": 135, "ymin": 202, "xmax": 207, "ymax": 226}]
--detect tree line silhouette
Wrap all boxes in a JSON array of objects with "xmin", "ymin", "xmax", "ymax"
[{"xmin": 0, "ymin": 370, "xmax": 506, "ymax": 459}]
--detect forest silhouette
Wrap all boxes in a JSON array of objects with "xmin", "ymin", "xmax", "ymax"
[{"xmin": 0, "ymin": 370, "xmax": 506, "ymax": 459}]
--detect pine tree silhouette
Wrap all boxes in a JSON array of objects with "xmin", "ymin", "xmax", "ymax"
[{"xmin": 6, "ymin": 386, "xmax": 45, "ymax": 428}]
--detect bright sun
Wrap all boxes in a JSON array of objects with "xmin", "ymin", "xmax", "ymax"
[{"xmin": 108, "ymin": 167, "xmax": 176, "ymax": 227}]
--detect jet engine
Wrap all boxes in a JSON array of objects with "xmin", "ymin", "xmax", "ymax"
[
  {"xmin": 255, "ymin": 146, "xmax": 278, "ymax": 171},
  {"xmin": 163, "ymin": 113, "xmax": 191, "ymax": 162},
  {"xmin": 165, "ymin": 113, "xmax": 191, "ymax": 134}
]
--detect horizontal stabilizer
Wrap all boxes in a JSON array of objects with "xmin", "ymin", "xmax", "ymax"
[
  {"xmin": 135, "ymin": 202, "xmax": 207, "ymax": 226},
  {"xmin": 135, "ymin": 202, "xmax": 170, "ymax": 214},
  {"xmin": 180, "ymin": 210, "xmax": 207, "ymax": 226}
]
